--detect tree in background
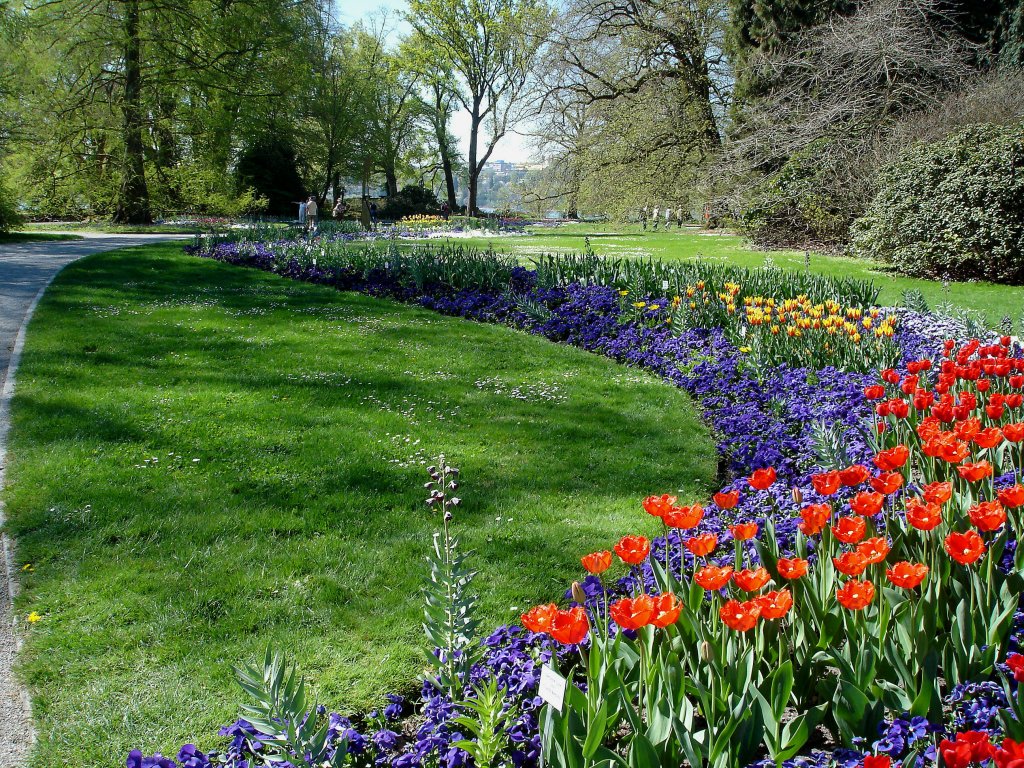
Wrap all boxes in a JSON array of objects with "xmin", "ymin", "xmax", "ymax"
[{"xmin": 407, "ymin": 0, "xmax": 550, "ymax": 214}]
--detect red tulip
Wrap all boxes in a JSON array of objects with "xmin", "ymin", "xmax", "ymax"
[
  {"xmin": 870, "ymin": 472, "xmax": 904, "ymax": 495},
  {"xmin": 811, "ymin": 471, "xmax": 841, "ymax": 496},
  {"xmin": 958, "ymin": 461, "xmax": 994, "ymax": 483},
  {"xmin": 1006, "ymin": 654, "xmax": 1024, "ymax": 683},
  {"xmin": 733, "ymin": 567, "xmax": 771, "ymax": 591},
  {"xmin": 857, "ymin": 537, "xmax": 890, "ymax": 565},
  {"xmin": 719, "ymin": 599, "xmax": 761, "ymax": 631},
  {"xmin": 998, "ymin": 485, "xmax": 1024, "ymax": 509},
  {"xmin": 777, "ymin": 557, "xmax": 809, "ymax": 580},
  {"xmin": 837, "ymin": 579, "xmax": 875, "ymax": 610},
  {"xmin": 581, "ymin": 550, "xmax": 612, "ymax": 575},
  {"xmin": 663, "ymin": 504, "xmax": 704, "ymax": 529},
  {"xmin": 993, "ymin": 739, "xmax": 1024, "ymax": 768},
  {"xmin": 614, "ymin": 535, "xmax": 650, "ymax": 565},
  {"xmin": 832, "ymin": 516, "xmax": 867, "ymax": 544},
  {"xmin": 685, "ymin": 534, "xmax": 717, "ymax": 557},
  {"xmin": 850, "ymin": 491, "xmax": 885, "ymax": 517},
  {"xmin": 923, "ymin": 481, "xmax": 953, "ymax": 505},
  {"xmin": 748, "ymin": 467, "xmax": 777, "ymax": 490},
  {"xmin": 969, "ymin": 500, "xmax": 1006, "ymax": 532},
  {"xmin": 756, "ymin": 589, "xmax": 793, "ymax": 620},
  {"xmin": 833, "ymin": 551, "xmax": 869, "ymax": 576},
  {"xmin": 695, "ymin": 565, "xmax": 733, "ymax": 591},
  {"xmin": 863, "ymin": 756, "xmax": 891, "ymax": 768},
  {"xmin": 874, "ymin": 445, "xmax": 909, "ymax": 471},
  {"xmin": 839, "ymin": 464, "xmax": 871, "ymax": 487},
  {"xmin": 945, "ymin": 530, "xmax": 987, "ymax": 565},
  {"xmin": 886, "ymin": 561, "xmax": 928, "ymax": 589},
  {"xmin": 649, "ymin": 592, "xmax": 682, "ymax": 628},
  {"xmin": 550, "ymin": 606, "xmax": 590, "ymax": 645},
  {"xmin": 906, "ymin": 498, "xmax": 943, "ymax": 531},
  {"xmin": 521, "ymin": 604, "xmax": 557, "ymax": 633},
  {"xmin": 642, "ymin": 494, "xmax": 677, "ymax": 518},
  {"xmin": 729, "ymin": 522, "xmax": 758, "ymax": 540},
  {"xmin": 799, "ymin": 503, "xmax": 831, "ymax": 535},
  {"xmin": 610, "ymin": 594, "xmax": 655, "ymax": 630},
  {"xmin": 713, "ymin": 490, "xmax": 740, "ymax": 509}
]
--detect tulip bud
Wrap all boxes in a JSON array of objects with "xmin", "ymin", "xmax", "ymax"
[
  {"xmin": 571, "ymin": 581, "xmax": 587, "ymax": 605},
  {"xmin": 791, "ymin": 486, "xmax": 803, "ymax": 505},
  {"xmin": 700, "ymin": 640, "xmax": 715, "ymax": 663}
]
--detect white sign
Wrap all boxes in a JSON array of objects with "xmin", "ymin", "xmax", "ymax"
[
  {"xmin": 662, "ymin": 280, "xmax": 670, "ymax": 291},
  {"xmin": 539, "ymin": 664, "xmax": 567, "ymax": 712}
]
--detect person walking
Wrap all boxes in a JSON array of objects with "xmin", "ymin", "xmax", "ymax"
[
  {"xmin": 333, "ymin": 195, "xmax": 348, "ymax": 220},
  {"xmin": 306, "ymin": 196, "xmax": 319, "ymax": 232},
  {"xmin": 369, "ymin": 201, "xmax": 379, "ymax": 231},
  {"xmin": 298, "ymin": 200, "xmax": 307, "ymax": 228},
  {"xmin": 664, "ymin": 207, "xmax": 671, "ymax": 228},
  {"xmin": 676, "ymin": 206, "xmax": 684, "ymax": 228},
  {"xmin": 652, "ymin": 205, "xmax": 660, "ymax": 231},
  {"xmin": 640, "ymin": 205, "xmax": 649, "ymax": 231},
  {"xmin": 440, "ymin": 201, "xmax": 450, "ymax": 221}
]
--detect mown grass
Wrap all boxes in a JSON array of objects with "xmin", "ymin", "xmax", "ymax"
[
  {"xmin": 24, "ymin": 221, "xmax": 204, "ymax": 234},
  {"xmin": 5, "ymin": 243, "xmax": 717, "ymax": 766},
  {"xmin": 407, "ymin": 223, "xmax": 1024, "ymax": 327},
  {"xmin": 1, "ymin": 231, "xmax": 83, "ymax": 242}
]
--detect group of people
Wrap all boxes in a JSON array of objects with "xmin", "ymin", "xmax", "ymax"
[
  {"xmin": 640, "ymin": 205, "xmax": 686, "ymax": 230},
  {"xmin": 297, "ymin": 193, "xmax": 379, "ymax": 232}
]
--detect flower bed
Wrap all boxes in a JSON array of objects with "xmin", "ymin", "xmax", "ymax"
[{"xmin": 128, "ymin": 240, "xmax": 1023, "ymax": 768}]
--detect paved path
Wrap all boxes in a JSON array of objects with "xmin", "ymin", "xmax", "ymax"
[{"xmin": 0, "ymin": 233, "xmax": 189, "ymax": 767}]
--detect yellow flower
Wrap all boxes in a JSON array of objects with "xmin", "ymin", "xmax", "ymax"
[
  {"xmin": 21, "ymin": 563, "xmax": 33, "ymax": 572},
  {"xmin": 27, "ymin": 611, "xmax": 42, "ymax": 624},
  {"xmin": 633, "ymin": 302, "xmax": 646, "ymax": 308},
  {"xmin": 649, "ymin": 304, "xmax": 660, "ymax": 311},
  {"xmin": 619, "ymin": 289, "xmax": 629, "ymax": 296},
  {"xmin": 739, "ymin": 346, "xmax": 752, "ymax": 353}
]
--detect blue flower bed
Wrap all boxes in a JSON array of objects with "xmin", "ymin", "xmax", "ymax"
[{"xmin": 128, "ymin": 241, "xmax": 1004, "ymax": 768}]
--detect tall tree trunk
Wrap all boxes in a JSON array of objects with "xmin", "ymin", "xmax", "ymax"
[
  {"xmin": 467, "ymin": 101, "xmax": 480, "ymax": 215},
  {"xmin": 432, "ymin": 87, "xmax": 457, "ymax": 209},
  {"xmin": 384, "ymin": 165, "xmax": 398, "ymax": 197},
  {"xmin": 114, "ymin": 0, "xmax": 151, "ymax": 224}
]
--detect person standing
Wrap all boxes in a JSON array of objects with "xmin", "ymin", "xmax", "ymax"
[
  {"xmin": 652, "ymin": 205, "xmax": 660, "ymax": 230},
  {"xmin": 676, "ymin": 206, "xmax": 684, "ymax": 228},
  {"xmin": 298, "ymin": 200, "xmax": 307, "ymax": 227},
  {"xmin": 440, "ymin": 201, "xmax": 450, "ymax": 221},
  {"xmin": 369, "ymin": 201, "xmax": 379, "ymax": 230},
  {"xmin": 306, "ymin": 196, "xmax": 319, "ymax": 232},
  {"xmin": 641, "ymin": 205, "xmax": 649, "ymax": 231},
  {"xmin": 333, "ymin": 194, "xmax": 348, "ymax": 220},
  {"xmin": 664, "ymin": 207, "xmax": 671, "ymax": 228}
]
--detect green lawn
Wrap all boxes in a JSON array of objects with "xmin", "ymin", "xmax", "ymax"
[
  {"xmin": 23, "ymin": 221, "xmax": 204, "ymax": 234},
  {"xmin": 5, "ymin": 243, "xmax": 717, "ymax": 766},
  {"xmin": 407, "ymin": 223, "xmax": 1024, "ymax": 327},
  {"xmin": 0, "ymin": 231, "xmax": 83, "ymax": 242}
]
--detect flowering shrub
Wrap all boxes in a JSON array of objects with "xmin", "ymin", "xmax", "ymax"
[{"xmin": 130, "ymin": 239, "xmax": 1024, "ymax": 768}]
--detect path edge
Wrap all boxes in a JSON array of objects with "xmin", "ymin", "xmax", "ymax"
[{"xmin": 0, "ymin": 264, "xmax": 73, "ymax": 750}]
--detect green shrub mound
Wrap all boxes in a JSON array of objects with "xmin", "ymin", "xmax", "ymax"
[
  {"xmin": 0, "ymin": 172, "xmax": 22, "ymax": 233},
  {"xmin": 851, "ymin": 122, "xmax": 1024, "ymax": 284},
  {"xmin": 739, "ymin": 138, "xmax": 856, "ymax": 248}
]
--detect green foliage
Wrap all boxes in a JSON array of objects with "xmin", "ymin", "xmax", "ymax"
[
  {"xmin": 383, "ymin": 185, "xmax": 441, "ymax": 219},
  {"xmin": 0, "ymin": 171, "xmax": 21, "ymax": 233},
  {"xmin": 451, "ymin": 678, "xmax": 516, "ymax": 766},
  {"xmin": 850, "ymin": 122, "xmax": 1024, "ymax": 284},
  {"xmin": 422, "ymin": 457, "xmax": 481, "ymax": 698},
  {"xmin": 900, "ymin": 288, "xmax": 929, "ymax": 314},
  {"xmin": 235, "ymin": 649, "xmax": 348, "ymax": 768},
  {"xmin": 740, "ymin": 138, "xmax": 856, "ymax": 248},
  {"xmin": 237, "ymin": 133, "xmax": 308, "ymax": 216}
]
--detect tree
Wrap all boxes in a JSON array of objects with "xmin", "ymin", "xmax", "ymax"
[{"xmin": 406, "ymin": 0, "xmax": 550, "ymax": 214}]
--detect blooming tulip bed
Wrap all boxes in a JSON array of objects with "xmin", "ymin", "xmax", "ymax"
[{"xmin": 129, "ymin": 239, "xmax": 1024, "ymax": 768}]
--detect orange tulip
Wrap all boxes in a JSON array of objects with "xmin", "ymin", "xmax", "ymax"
[
  {"xmin": 729, "ymin": 522, "xmax": 758, "ymax": 540},
  {"xmin": 756, "ymin": 589, "xmax": 793, "ymax": 620},
  {"xmin": 695, "ymin": 565, "xmax": 733, "ymax": 591},
  {"xmin": 811, "ymin": 471, "xmax": 842, "ymax": 496},
  {"xmin": 906, "ymin": 498, "xmax": 943, "ymax": 531},
  {"xmin": 521, "ymin": 603, "xmax": 558, "ymax": 633},
  {"xmin": 748, "ymin": 467, "xmax": 777, "ymax": 490},
  {"xmin": 610, "ymin": 594, "xmax": 655, "ymax": 630},
  {"xmin": 1005, "ymin": 423, "xmax": 1024, "ymax": 442},
  {"xmin": 713, "ymin": 490, "xmax": 740, "ymax": 509},
  {"xmin": 550, "ymin": 607, "xmax": 590, "ymax": 644},
  {"xmin": 614, "ymin": 535, "xmax": 650, "ymax": 565},
  {"xmin": 837, "ymin": 579, "xmax": 875, "ymax": 610},
  {"xmin": 833, "ymin": 551, "xmax": 869, "ymax": 576},
  {"xmin": 799, "ymin": 503, "xmax": 831, "ymax": 535},
  {"xmin": 685, "ymin": 534, "xmax": 718, "ymax": 557},
  {"xmin": 958, "ymin": 461, "xmax": 994, "ymax": 483},
  {"xmin": 581, "ymin": 550, "xmax": 612, "ymax": 575},
  {"xmin": 650, "ymin": 592, "xmax": 682, "ymax": 628},
  {"xmin": 850, "ymin": 491, "xmax": 885, "ymax": 517},
  {"xmin": 870, "ymin": 472, "xmax": 904, "ymax": 495},
  {"xmin": 642, "ymin": 494, "xmax": 677, "ymax": 518},
  {"xmin": 857, "ymin": 537, "xmax": 890, "ymax": 565},
  {"xmin": 974, "ymin": 427, "xmax": 1003, "ymax": 449},
  {"xmin": 998, "ymin": 485, "xmax": 1024, "ymax": 509},
  {"xmin": 945, "ymin": 530, "xmax": 986, "ymax": 565},
  {"xmin": 663, "ymin": 504, "xmax": 704, "ymax": 529},
  {"xmin": 733, "ymin": 567, "xmax": 771, "ymax": 591},
  {"xmin": 839, "ymin": 464, "xmax": 871, "ymax": 487},
  {"xmin": 923, "ymin": 481, "xmax": 953, "ymax": 505},
  {"xmin": 873, "ymin": 445, "xmax": 909, "ymax": 471},
  {"xmin": 969, "ymin": 500, "xmax": 1007, "ymax": 532},
  {"xmin": 832, "ymin": 516, "xmax": 867, "ymax": 544},
  {"xmin": 886, "ymin": 561, "xmax": 928, "ymax": 589},
  {"xmin": 719, "ymin": 599, "xmax": 761, "ymax": 631},
  {"xmin": 777, "ymin": 557, "xmax": 809, "ymax": 579}
]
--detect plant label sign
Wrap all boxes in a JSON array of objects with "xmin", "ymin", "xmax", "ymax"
[{"xmin": 539, "ymin": 664, "xmax": 567, "ymax": 712}]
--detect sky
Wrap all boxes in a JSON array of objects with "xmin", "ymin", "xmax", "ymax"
[{"xmin": 336, "ymin": 0, "xmax": 537, "ymax": 164}]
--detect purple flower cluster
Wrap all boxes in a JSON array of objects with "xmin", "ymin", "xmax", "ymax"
[{"xmin": 131, "ymin": 241, "xmax": 1008, "ymax": 768}]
